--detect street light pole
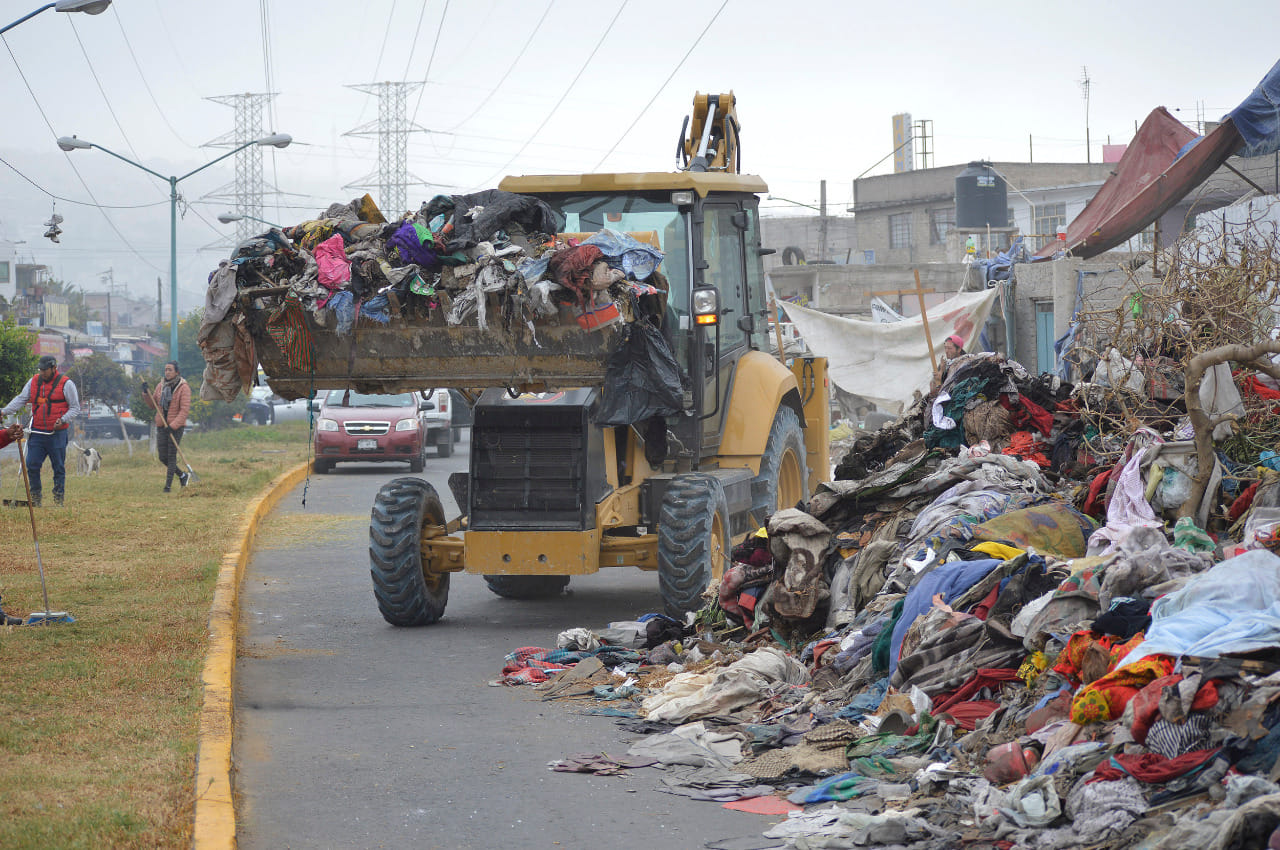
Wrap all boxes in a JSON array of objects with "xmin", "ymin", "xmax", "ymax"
[
  {"xmin": 57, "ymin": 133, "xmax": 292, "ymax": 366},
  {"xmin": 1, "ymin": 0, "xmax": 112, "ymax": 36}
]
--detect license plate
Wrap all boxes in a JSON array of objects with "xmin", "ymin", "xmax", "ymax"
[{"xmin": 357, "ymin": 439, "xmax": 377, "ymax": 450}]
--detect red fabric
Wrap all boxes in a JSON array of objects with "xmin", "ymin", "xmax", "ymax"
[
  {"xmin": 1018, "ymin": 396, "xmax": 1054, "ymax": 435},
  {"xmin": 939, "ymin": 700, "xmax": 1000, "ymax": 731},
  {"xmin": 1090, "ymin": 748, "xmax": 1220, "ymax": 784},
  {"xmin": 969, "ymin": 584, "xmax": 1001, "ymax": 621},
  {"xmin": 1001, "ymin": 431, "xmax": 1050, "ymax": 468},
  {"xmin": 1083, "ymin": 467, "xmax": 1114, "ymax": 518},
  {"xmin": 1129, "ymin": 674, "xmax": 1183, "ymax": 744},
  {"xmin": 1192, "ymin": 679, "xmax": 1220, "ymax": 711},
  {"xmin": 811, "ymin": 640, "xmax": 839, "ymax": 668},
  {"xmin": 933, "ymin": 668, "xmax": 1021, "ymax": 715},
  {"xmin": 1032, "ymin": 108, "xmax": 1241, "ymax": 261},
  {"xmin": 1229, "ymin": 481, "xmax": 1260, "ymax": 523},
  {"xmin": 1241, "ymin": 374, "xmax": 1280, "ymax": 402},
  {"xmin": 547, "ymin": 245, "xmax": 605, "ymax": 308}
]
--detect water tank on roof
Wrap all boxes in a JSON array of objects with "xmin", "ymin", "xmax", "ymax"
[{"xmin": 955, "ymin": 160, "xmax": 1008, "ymax": 228}]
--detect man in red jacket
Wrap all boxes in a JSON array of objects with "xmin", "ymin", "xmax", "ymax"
[{"xmin": 1, "ymin": 356, "xmax": 82, "ymax": 506}]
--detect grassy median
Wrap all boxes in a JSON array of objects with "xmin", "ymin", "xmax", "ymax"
[{"xmin": 0, "ymin": 421, "xmax": 311, "ymax": 849}]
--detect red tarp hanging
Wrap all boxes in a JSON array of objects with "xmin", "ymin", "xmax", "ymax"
[{"xmin": 1033, "ymin": 108, "xmax": 1243, "ymax": 260}]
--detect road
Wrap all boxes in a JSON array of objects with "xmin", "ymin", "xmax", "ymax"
[{"xmin": 235, "ymin": 433, "xmax": 782, "ymax": 850}]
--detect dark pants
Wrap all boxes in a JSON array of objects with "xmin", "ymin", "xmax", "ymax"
[
  {"xmin": 25, "ymin": 429, "xmax": 67, "ymax": 504},
  {"xmin": 158, "ymin": 427, "xmax": 183, "ymax": 487}
]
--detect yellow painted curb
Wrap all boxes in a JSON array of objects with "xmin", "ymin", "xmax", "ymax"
[{"xmin": 192, "ymin": 461, "xmax": 312, "ymax": 850}]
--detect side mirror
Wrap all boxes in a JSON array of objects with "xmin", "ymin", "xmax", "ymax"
[{"xmin": 307, "ymin": 399, "xmax": 320, "ymax": 412}]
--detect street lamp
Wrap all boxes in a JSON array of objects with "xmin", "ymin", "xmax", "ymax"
[
  {"xmin": 216, "ymin": 212, "xmax": 284, "ymax": 229},
  {"xmin": 57, "ymin": 132, "xmax": 292, "ymax": 367},
  {"xmin": 1, "ymin": 0, "xmax": 112, "ymax": 36}
]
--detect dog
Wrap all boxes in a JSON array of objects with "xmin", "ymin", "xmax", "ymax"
[{"xmin": 69, "ymin": 441, "xmax": 102, "ymax": 476}]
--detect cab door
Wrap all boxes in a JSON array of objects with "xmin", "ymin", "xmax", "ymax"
[{"xmin": 698, "ymin": 201, "xmax": 750, "ymax": 454}]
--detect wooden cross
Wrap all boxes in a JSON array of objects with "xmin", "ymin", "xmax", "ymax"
[{"xmin": 872, "ymin": 269, "xmax": 939, "ymax": 370}]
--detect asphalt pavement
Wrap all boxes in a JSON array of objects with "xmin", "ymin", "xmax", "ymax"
[{"xmin": 234, "ymin": 434, "xmax": 784, "ymax": 850}]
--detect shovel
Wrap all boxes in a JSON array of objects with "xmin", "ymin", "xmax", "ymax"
[
  {"xmin": 14, "ymin": 433, "xmax": 73, "ymax": 626},
  {"xmin": 146, "ymin": 382, "xmax": 199, "ymax": 485}
]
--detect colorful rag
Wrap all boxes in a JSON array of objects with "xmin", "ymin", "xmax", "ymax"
[
  {"xmin": 1090, "ymin": 748, "xmax": 1220, "ymax": 784},
  {"xmin": 1071, "ymin": 654, "xmax": 1175, "ymax": 724},
  {"xmin": 264, "ymin": 292, "xmax": 314, "ymax": 372},
  {"xmin": 969, "ymin": 501, "xmax": 1097, "ymax": 560}
]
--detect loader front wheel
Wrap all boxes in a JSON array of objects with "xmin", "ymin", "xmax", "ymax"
[
  {"xmin": 751, "ymin": 406, "xmax": 807, "ymax": 527},
  {"xmin": 369, "ymin": 477, "xmax": 449, "ymax": 626},
  {"xmin": 657, "ymin": 473, "xmax": 729, "ymax": 618},
  {"xmin": 483, "ymin": 575, "xmax": 570, "ymax": 599}
]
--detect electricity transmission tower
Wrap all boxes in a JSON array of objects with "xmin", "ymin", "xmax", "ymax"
[
  {"xmin": 203, "ymin": 92, "xmax": 278, "ymax": 245},
  {"xmin": 345, "ymin": 81, "xmax": 429, "ymax": 217}
]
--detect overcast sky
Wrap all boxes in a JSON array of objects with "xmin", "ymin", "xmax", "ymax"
[{"xmin": 1, "ymin": 0, "xmax": 1276, "ymax": 314}]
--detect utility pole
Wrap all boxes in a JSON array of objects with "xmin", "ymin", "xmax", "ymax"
[
  {"xmin": 1080, "ymin": 66, "xmax": 1092, "ymax": 164},
  {"xmin": 157, "ymin": 276, "xmax": 162, "ymax": 329},
  {"xmin": 818, "ymin": 180, "xmax": 828, "ymax": 263}
]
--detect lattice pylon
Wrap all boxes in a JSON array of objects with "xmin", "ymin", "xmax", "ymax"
[
  {"xmin": 345, "ymin": 81, "xmax": 430, "ymax": 217},
  {"xmin": 203, "ymin": 93, "xmax": 277, "ymax": 245}
]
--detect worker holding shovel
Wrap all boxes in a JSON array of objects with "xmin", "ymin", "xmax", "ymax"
[{"xmin": 142, "ymin": 360, "xmax": 192, "ymax": 493}]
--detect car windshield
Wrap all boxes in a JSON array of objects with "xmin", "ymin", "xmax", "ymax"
[{"xmin": 325, "ymin": 391, "xmax": 415, "ymax": 408}]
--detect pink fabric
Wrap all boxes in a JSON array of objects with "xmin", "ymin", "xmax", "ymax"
[{"xmin": 314, "ymin": 234, "xmax": 352, "ymax": 291}]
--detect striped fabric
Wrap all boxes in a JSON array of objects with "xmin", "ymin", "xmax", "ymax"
[{"xmin": 265, "ymin": 292, "xmax": 315, "ymax": 372}]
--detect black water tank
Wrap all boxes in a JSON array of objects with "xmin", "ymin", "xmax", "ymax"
[{"xmin": 955, "ymin": 161, "xmax": 1008, "ymax": 228}]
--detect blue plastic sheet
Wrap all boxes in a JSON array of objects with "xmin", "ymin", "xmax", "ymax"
[
  {"xmin": 583, "ymin": 228, "xmax": 665, "ymax": 281},
  {"xmin": 1228, "ymin": 58, "xmax": 1280, "ymax": 158}
]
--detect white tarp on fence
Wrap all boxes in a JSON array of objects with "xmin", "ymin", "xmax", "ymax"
[{"xmin": 780, "ymin": 287, "xmax": 999, "ymax": 414}]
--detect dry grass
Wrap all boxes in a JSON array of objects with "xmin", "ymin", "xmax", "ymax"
[{"xmin": 0, "ymin": 421, "xmax": 310, "ymax": 849}]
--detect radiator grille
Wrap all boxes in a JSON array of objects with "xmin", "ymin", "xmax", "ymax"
[{"xmin": 471, "ymin": 427, "xmax": 586, "ymax": 528}]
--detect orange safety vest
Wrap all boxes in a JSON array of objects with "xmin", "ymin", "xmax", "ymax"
[{"xmin": 29, "ymin": 372, "xmax": 70, "ymax": 431}]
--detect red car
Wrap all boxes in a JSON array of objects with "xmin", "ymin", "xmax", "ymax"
[{"xmin": 312, "ymin": 390, "xmax": 450, "ymax": 474}]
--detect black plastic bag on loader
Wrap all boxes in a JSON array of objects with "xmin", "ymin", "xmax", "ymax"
[{"xmin": 593, "ymin": 319, "xmax": 685, "ymax": 427}]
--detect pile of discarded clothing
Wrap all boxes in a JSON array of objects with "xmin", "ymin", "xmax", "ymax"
[
  {"xmin": 196, "ymin": 190, "xmax": 675, "ymax": 410},
  {"xmin": 499, "ymin": 352, "xmax": 1280, "ymax": 849}
]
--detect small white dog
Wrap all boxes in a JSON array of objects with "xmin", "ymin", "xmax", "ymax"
[{"xmin": 69, "ymin": 441, "xmax": 102, "ymax": 476}]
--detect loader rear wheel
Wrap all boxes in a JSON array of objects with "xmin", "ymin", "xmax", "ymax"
[
  {"xmin": 751, "ymin": 406, "xmax": 807, "ymax": 527},
  {"xmin": 657, "ymin": 473, "xmax": 730, "ymax": 618},
  {"xmin": 483, "ymin": 575, "xmax": 570, "ymax": 599},
  {"xmin": 369, "ymin": 477, "xmax": 449, "ymax": 626}
]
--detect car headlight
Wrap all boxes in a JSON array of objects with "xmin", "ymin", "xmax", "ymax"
[
  {"xmin": 395, "ymin": 417, "xmax": 419, "ymax": 432},
  {"xmin": 317, "ymin": 418, "xmax": 339, "ymax": 432}
]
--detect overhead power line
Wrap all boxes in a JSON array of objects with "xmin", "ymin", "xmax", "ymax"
[
  {"xmin": 1, "ymin": 33, "xmax": 162, "ymax": 273},
  {"xmin": 591, "ymin": 0, "xmax": 728, "ymax": 171},
  {"xmin": 471, "ymin": 0, "xmax": 629, "ymax": 189}
]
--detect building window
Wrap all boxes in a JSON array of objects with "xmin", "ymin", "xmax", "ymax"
[
  {"xmin": 889, "ymin": 213, "xmax": 912, "ymax": 249},
  {"xmin": 929, "ymin": 208, "xmax": 954, "ymax": 245},
  {"xmin": 0, "ymin": 261, "xmax": 9, "ymax": 283},
  {"xmin": 1033, "ymin": 202, "xmax": 1067, "ymax": 250}
]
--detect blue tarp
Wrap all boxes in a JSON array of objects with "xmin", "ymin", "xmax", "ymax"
[{"xmin": 1228, "ymin": 58, "xmax": 1280, "ymax": 158}]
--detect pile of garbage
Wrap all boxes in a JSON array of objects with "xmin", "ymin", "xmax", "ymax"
[
  {"xmin": 500, "ymin": 346, "xmax": 1280, "ymax": 849},
  {"xmin": 196, "ymin": 191, "xmax": 677, "ymax": 415}
]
